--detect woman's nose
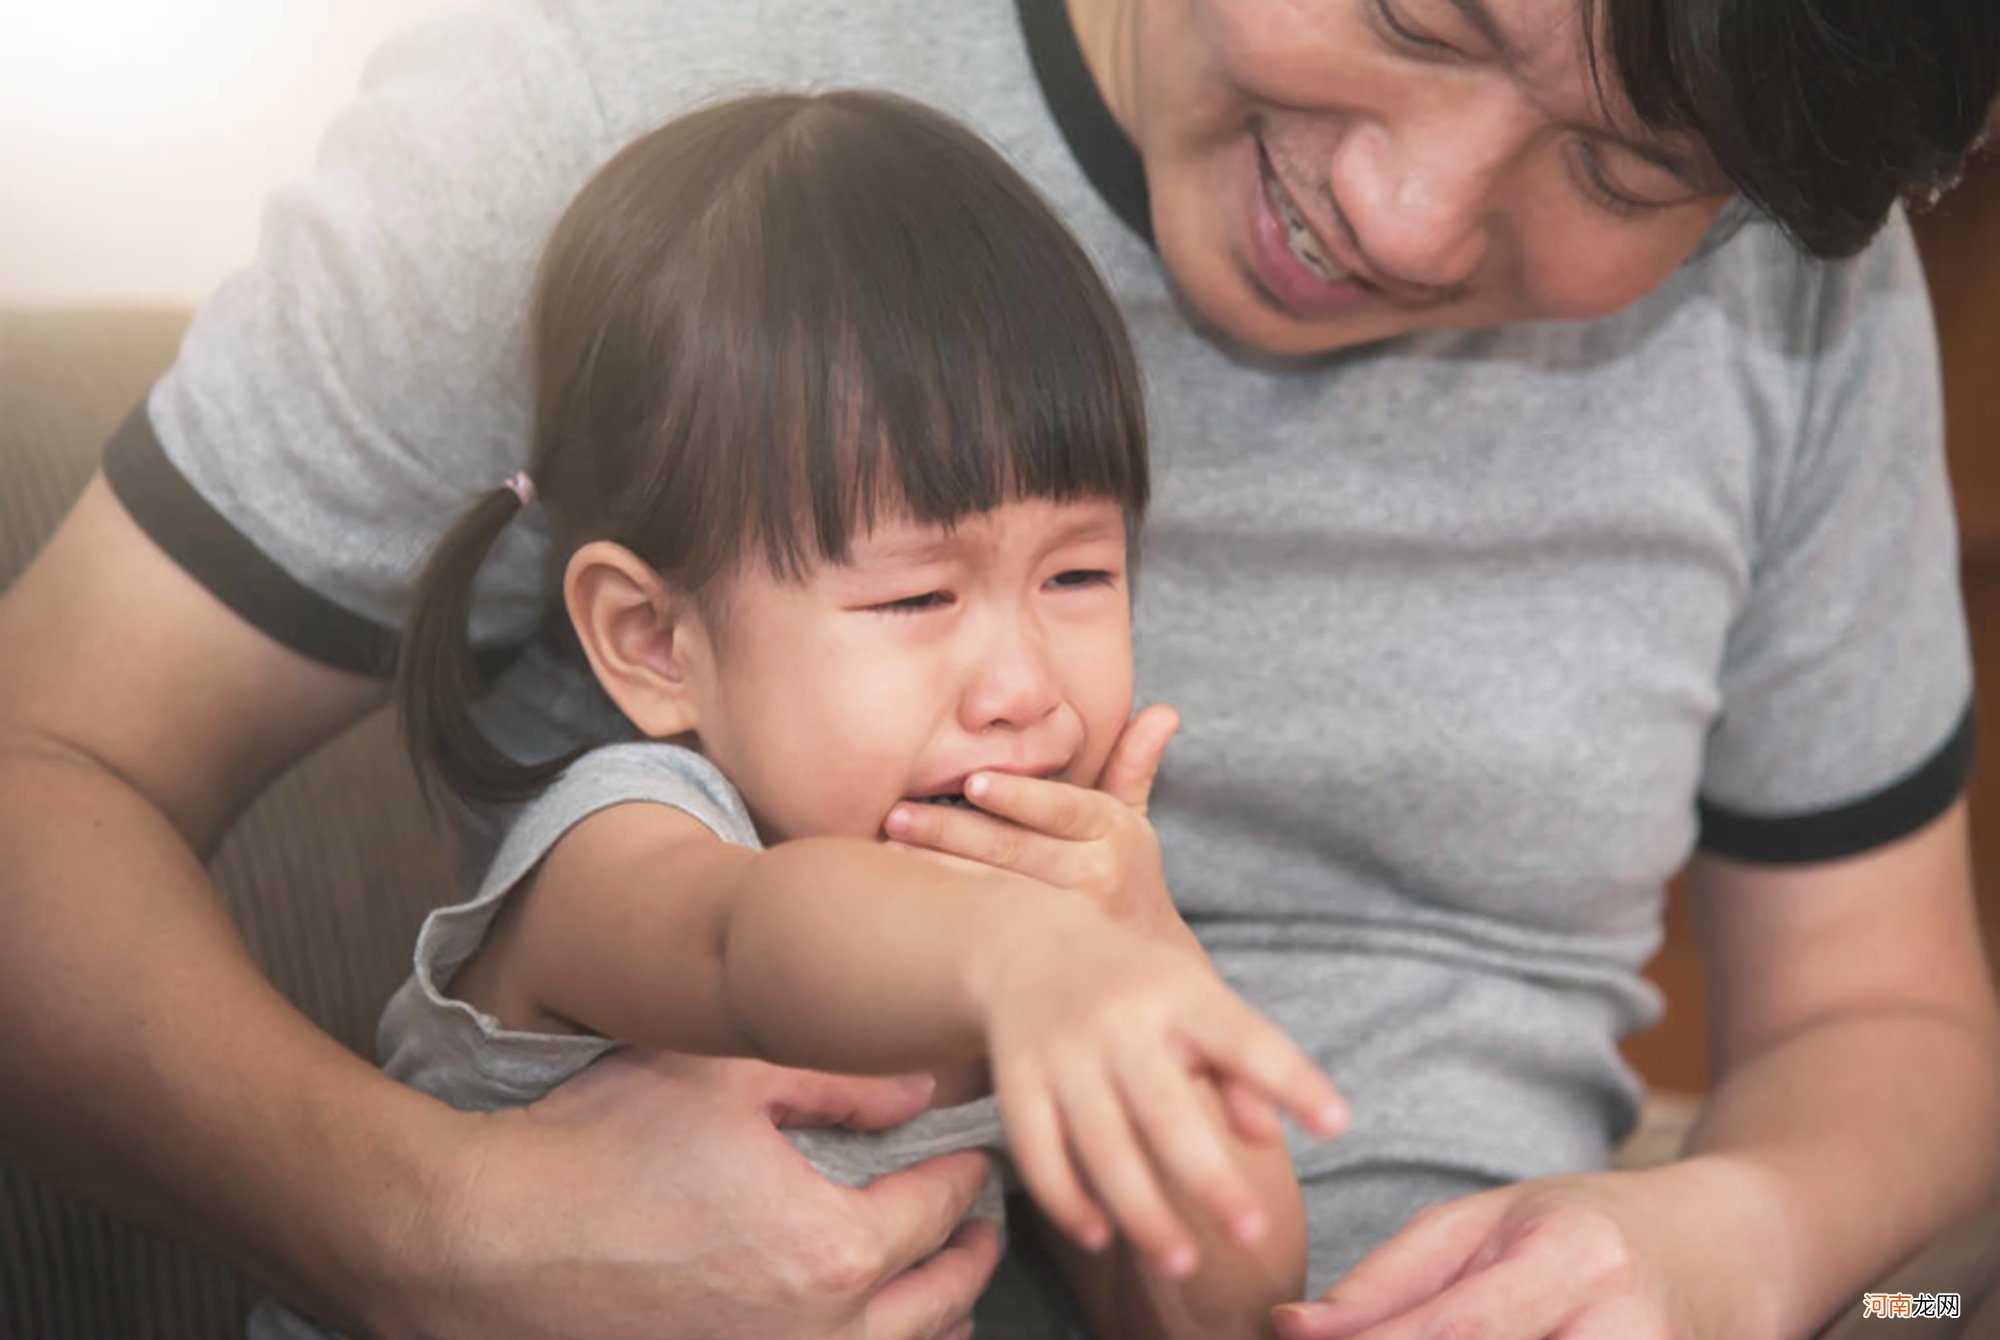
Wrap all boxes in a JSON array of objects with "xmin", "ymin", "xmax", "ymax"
[{"xmin": 1332, "ymin": 102, "xmax": 1523, "ymax": 293}]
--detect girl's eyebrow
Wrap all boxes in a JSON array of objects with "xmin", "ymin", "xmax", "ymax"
[
  {"xmin": 1042, "ymin": 512, "xmax": 1129, "ymax": 549},
  {"xmin": 844, "ymin": 530, "xmax": 959, "ymax": 572},
  {"xmin": 843, "ymin": 507, "xmax": 1127, "ymax": 572}
]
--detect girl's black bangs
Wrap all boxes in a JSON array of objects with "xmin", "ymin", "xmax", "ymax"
[{"xmin": 726, "ymin": 94, "xmax": 1148, "ymax": 579}]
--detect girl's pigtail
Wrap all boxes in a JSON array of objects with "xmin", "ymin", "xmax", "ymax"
[{"xmin": 394, "ymin": 482, "xmax": 569, "ymax": 811}]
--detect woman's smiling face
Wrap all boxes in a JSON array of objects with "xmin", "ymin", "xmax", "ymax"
[{"xmin": 1108, "ymin": 0, "xmax": 1735, "ymax": 355}]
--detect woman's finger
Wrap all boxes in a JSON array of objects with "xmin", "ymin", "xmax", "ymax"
[
  {"xmin": 847, "ymin": 1148, "xmax": 1001, "ymax": 1294},
  {"xmin": 1271, "ymin": 1195, "xmax": 1503, "ymax": 1338},
  {"xmin": 756, "ymin": 1061, "xmax": 940, "ymax": 1132},
  {"xmin": 1553, "ymin": 1295, "xmax": 1673, "ymax": 1340},
  {"xmin": 865, "ymin": 1215, "xmax": 1004, "ymax": 1340},
  {"xmin": 1283, "ymin": 1240, "xmax": 1579, "ymax": 1340},
  {"xmin": 1096, "ymin": 704, "xmax": 1181, "ymax": 810},
  {"xmin": 1112, "ymin": 1045, "xmax": 1268, "ymax": 1246},
  {"xmin": 1056, "ymin": 1060, "xmax": 1201, "ymax": 1275},
  {"xmin": 993, "ymin": 1063, "xmax": 1111, "ymax": 1251}
]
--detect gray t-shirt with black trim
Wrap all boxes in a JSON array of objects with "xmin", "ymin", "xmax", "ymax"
[{"xmin": 119, "ymin": 0, "xmax": 1971, "ymax": 1312}]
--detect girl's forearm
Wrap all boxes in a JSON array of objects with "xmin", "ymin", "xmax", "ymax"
[
  {"xmin": 1059, "ymin": 1089, "xmax": 1306, "ymax": 1340},
  {"xmin": 1129, "ymin": 1134, "xmax": 1305, "ymax": 1340},
  {"xmin": 496, "ymin": 812, "xmax": 1071, "ymax": 1068},
  {"xmin": 716, "ymin": 837, "xmax": 1077, "ymax": 1074}
]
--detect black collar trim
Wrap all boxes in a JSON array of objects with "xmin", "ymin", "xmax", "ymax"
[{"xmin": 1015, "ymin": 0, "xmax": 1154, "ymax": 248}]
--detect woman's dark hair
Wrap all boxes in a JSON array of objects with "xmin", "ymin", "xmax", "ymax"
[
  {"xmin": 1592, "ymin": 0, "xmax": 2000, "ymax": 257},
  {"xmin": 396, "ymin": 90, "xmax": 1149, "ymax": 809}
]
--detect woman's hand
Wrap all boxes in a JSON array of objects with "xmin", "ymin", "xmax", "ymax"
[
  {"xmin": 1270, "ymin": 1161, "xmax": 1772, "ymax": 1340},
  {"xmin": 381, "ymin": 1052, "xmax": 1002, "ymax": 1340},
  {"xmin": 970, "ymin": 906, "xmax": 1348, "ymax": 1282},
  {"xmin": 886, "ymin": 703, "xmax": 1193, "ymax": 948}
]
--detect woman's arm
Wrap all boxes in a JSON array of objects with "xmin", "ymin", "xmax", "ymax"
[
  {"xmin": 1272, "ymin": 798, "xmax": 2000, "ymax": 1340},
  {"xmin": 0, "ymin": 484, "xmax": 1001, "ymax": 1339},
  {"xmin": 1045, "ymin": 1085, "xmax": 1306, "ymax": 1340},
  {"xmin": 1670, "ymin": 797, "xmax": 2000, "ymax": 1339},
  {"xmin": 0, "ymin": 480, "xmax": 415, "ymax": 1324}
]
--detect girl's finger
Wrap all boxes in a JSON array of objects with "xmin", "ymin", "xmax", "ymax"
[
  {"xmin": 884, "ymin": 801, "xmax": 1071, "ymax": 884},
  {"xmin": 1218, "ymin": 1073, "xmax": 1284, "ymax": 1146},
  {"xmin": 1112, "ymin": 1044, "xmax": 1268, "ymax": 1247},
  {"xmin": 1054, "ymin": 1060, "xmax": 1201, "ymax": 1276},
  {"xmin": 961, "ymin": 770, "xmax": 1111, "ymax": 841},
  {"xmin": 1184, "ymin": 1000, "xmax": 1348, "ymax": 1140},
  {"xmin": 1096, "ymin": 704, "xmax": 1181, "ymax": 810},
  {"xmin": 992, "ymin": 1063, "xmax": 1111, "ymax": 1251}
]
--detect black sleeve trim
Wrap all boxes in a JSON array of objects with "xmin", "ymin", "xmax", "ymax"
[
  {"xmin": 1697, "ymin": 703, "xmax": 1976, "ymax": 864},
  {"xmin": 1015, "ymin": 0, "xmax": 1154, "ymax": 249},
  {"xmin": 101, "ymin": 398, "xmax": 399, "ymax": 678}
]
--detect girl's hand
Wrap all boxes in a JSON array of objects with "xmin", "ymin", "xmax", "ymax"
[
  {"xmin": 973, "ymin": 908, "xmax": 1348, "ymax": 1279},
  {"xmin": 886, "ymin": 704, "xmax": 1187, "ymax": 943},
  {"xmin": 889, "ymin": 705, "xmax": 1290, "ymax": 1157}
]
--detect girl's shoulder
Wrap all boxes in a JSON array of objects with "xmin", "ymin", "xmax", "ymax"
[{"xmin": 480, "ymin": 742, "xmax": 762, "ymax": 902}]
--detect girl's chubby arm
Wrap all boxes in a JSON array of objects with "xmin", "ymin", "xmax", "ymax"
[
  {"xmin": 451, "ymin": 799, "xmax": 1057, "ymax": 1071},
  {"xmin": 453, "ymin": 772, "xmax": 1347, "ymax": 1287}
]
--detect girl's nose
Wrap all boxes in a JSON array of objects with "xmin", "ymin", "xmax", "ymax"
[
  {"xmin": 1331, "ymin": 99, "xmax": 1523, "ymax": 294},
  {"xmin": 958, "ymin": 621, "xmax": 1062, "ymax": 734}
]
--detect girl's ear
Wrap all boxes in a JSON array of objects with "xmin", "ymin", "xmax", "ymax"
[{"xmin": 563, "ymin": 541, "xmax": 712, "ymax": 740}]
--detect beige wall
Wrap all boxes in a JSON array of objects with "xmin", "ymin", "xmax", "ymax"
[{"xmin": 0, "ymin": 0, "xmax": 462, "ymax": 307}]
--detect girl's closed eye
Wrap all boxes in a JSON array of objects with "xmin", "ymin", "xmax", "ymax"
[
  {"xmin": 872, "ymin": 589, "xmax": 954, "ymax": 615},
  {"xmin": 1047, "ymin": 569, "xmax": 1117, "ymax": 591}
]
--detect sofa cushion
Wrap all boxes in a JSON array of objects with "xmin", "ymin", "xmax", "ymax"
[{"xmin": 0, "ymin": 308, "xmax": 453, "ymax": 1338}]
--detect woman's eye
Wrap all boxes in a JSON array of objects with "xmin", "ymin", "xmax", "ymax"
[
  {"xmin": 1571, "ymin": 140, "xmax": 1682, "ymax": 218},
  {"xmin": 1371, "ymin": 0, "xmax": 1458, "ymax": 55},
  {"xmin": 1048, "ymin": 569, "xmax": 1115, "ymax": 591},
  {"xmin": 873, "ymin": 591, "xmax": 952, "ymax": 614}
]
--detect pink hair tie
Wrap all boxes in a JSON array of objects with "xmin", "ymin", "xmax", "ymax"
[{"xmin": 502, "ymin": 471, "xmax": 537, "ymax": 507}]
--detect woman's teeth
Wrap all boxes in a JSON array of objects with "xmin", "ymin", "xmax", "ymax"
[
  {"xmin": 914, "ymin": 794, "xmax": 974, "ymax": 809},
  {"xmin": 1263, "ymin": 156, "xmax": 1344, "ymax": 282}
]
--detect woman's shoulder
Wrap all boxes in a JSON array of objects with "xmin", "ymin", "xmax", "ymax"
[{"xmin": 1676, "ymin": 205, "xmax": 1929, "ymax": 361}]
